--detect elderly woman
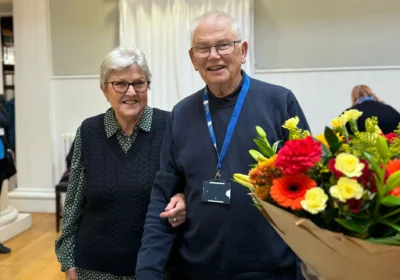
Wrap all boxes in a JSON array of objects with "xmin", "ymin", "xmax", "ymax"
[{"xmin": 55, "ymin": 46, "xmax": 186, "ymax": 280}]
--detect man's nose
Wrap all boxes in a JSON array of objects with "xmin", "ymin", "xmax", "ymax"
[{"xmin": 208, "ymin": 47, "xmax": 221, "ymax": 59}]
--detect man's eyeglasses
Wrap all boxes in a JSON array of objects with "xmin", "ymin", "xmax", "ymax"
[
  {"xmin": 106, "ymin": 80, "xmax": 150, "ymax": 93},
  {"xmin": 191, "ymin": 41, "xmax": 241, "ymax": 58}
]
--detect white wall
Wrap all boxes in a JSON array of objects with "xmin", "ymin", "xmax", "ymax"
[
  {"xmin": 256, "ymin": 66, "xmax": 400, "ymax": 135},
  {"xmin": 51, "ymin": 76, "xmax": 109, "ymax": 180},
  {"xmin": 254, "ymin": 0, "xmax": 400, "ymax": 69}
]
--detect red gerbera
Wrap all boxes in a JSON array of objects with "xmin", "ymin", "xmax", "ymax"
[
  {"xmin": 275, "ymin": 136, "xmax": 322, "ymax": 174},
  {"xmin": 270, "ymin": 173, "xmax": 317, "ymax": 210}
]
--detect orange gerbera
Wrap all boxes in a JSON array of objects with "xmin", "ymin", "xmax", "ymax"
[
  {"xmin": 387, "ymin": 159, "xmax": 400, "ymax": 174},
  {"xmin": 389, "ymin": 187, "xmax": 400, "ymax": 197},
  {"xmin": 270, "ymin": 173, "xmax": 317, "ymax": 210},
  {"xmin": 249, "ymin": 155, "xmax": 279, "ymax": 186}
]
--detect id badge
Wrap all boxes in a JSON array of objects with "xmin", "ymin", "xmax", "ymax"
[{"xmin": 202, "ymin": 179, "xmax": 231, "ymax": 204}]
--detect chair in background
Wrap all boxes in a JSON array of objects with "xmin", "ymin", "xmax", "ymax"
[{"xmin": 55, "ymin": 138, "xmax": 75, "ymax": 232}]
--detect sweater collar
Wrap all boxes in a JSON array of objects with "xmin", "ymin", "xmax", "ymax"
[
  {"xmin": 206, "ymin": 70, "xmax": 246, "ymax": 107},
  {"xmin": 104, "ymin": 106, "xmax": 153, "ymax": 138}
]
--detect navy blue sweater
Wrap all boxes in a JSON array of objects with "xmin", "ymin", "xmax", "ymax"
[
  {"xmin": 343, "ymin": 100, "xmax": 400, "ymax": 134},
  {"xmin": 136, "ymin": 74, "xmax": 310, "ymax": 280}
]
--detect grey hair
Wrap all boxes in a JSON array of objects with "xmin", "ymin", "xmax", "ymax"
[
  {"xmin": 100, "ymin": 46, "xmax": 152, "ymax": 86},
  {"xmin": 189, "ymin": 11, "xmax": 242, "ymax": 45}
]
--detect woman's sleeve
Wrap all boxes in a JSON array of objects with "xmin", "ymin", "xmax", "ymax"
[{"xmin": 55, "ymin": 127, "xmax": 86, "ymax": 271}]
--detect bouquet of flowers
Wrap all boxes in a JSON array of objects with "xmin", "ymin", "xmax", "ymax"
[{"xmin": 234, "ymin": 110, "xmax": 400, "ymax": 280}]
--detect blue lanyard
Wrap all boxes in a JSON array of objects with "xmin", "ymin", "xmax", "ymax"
[{"xmin": 202, "ymin": 74, "xmax": 251, "ymax": 176}]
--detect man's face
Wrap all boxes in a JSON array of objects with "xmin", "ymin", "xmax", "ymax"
[{"xmin": 189, "ymin": 19, "xmax": 248, "ymax": 90}]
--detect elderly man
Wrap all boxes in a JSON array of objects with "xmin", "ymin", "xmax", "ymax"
[{"xmin": 136, "ymin": 11, "xmax": 310, "ymax": 280}]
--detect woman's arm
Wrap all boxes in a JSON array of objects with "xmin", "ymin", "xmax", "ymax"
[{"xmin": 55, "ymin": 127, "xmax": 85, "ymax": 272}]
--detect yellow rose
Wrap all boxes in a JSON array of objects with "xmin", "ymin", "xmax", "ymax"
[
  {"xmin": 331, "ymin": 115, "xmax": 348, "ymax": 129},
  {"xmin": 329, "ymin": 177, "xmax": 363, "ymax": 202},
  {"xmin": 334, "ymin": 153, "xmax": 365, "ymax": 178},
  {"xmin": 301, "ymin": 187, "xmax": 328, "ymax": 214},
  {"xmin": 282, "ymin": 116, "xmax": 299, "ymax": 130},
  {"xmin": 343, "ymin": 109, "xmax": 363, "ymax": 121},
  {"xmin": 315, "ymin": 134, "xmax": 329, "ymax": 148}
]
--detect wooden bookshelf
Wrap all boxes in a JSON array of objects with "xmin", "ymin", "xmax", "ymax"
[{"xmin": 1, "ymin": 16, "xmax": 14, "ymax": 101}]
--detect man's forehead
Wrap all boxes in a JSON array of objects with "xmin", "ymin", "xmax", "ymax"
[{"xmin": 193, "ymin": 19, "xmax": 235, "ymax": 42}]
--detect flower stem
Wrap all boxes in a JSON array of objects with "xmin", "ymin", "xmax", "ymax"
[{"xmin": 382, "ymin": 208, "xmax": 400, "ymax": 219}]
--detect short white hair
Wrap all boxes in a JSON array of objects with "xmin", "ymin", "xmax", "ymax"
[
  {"xmin": 100, "ymin": 46, "xmax": 152, "ymax": 86},
  {"xmin": 190, "ymin": 11, "xmax": 242, "ymax": 45}
]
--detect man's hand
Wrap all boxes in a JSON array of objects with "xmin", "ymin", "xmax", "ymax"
[
  {"xmin": 160, "ymin": 193, "xmax": 186, "ymax": 228},
  {"xmin": 65, "ymin": 267, "xmax": 78, "ymax": 280}
]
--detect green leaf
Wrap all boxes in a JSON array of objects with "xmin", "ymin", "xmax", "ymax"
[
  {"xmin": 381, "ymin": 196, "xmax": 400, "ymax": 207},
  {"xmin": 335, "ymin": 218, "xmax": 369, "ymax": 234},
  {"xmin": 324, "ymin": 127, "xmax": 341, "ymax": 153},
  {"xmin": 368, "ymin": 233, "xmax": 400, "ymax": 246},
  {"xmin": 324, "ymin": 126, "xmax": 339, "ymax": 144},
  {"xmin": 272, "ymin": 140, "xmax": 282, "ymax": 153},
  {"xmin": 385, "ymin": 170, "xmax": 400, "ymax": 193},
  {"xmin": 378, "ymin": 219, "xmax": 400, "ymax": 232},
  {"xmin": 363, "ymin": 152, "xmax": 384, "ymax": 182},
  {"xmin": 253, "ymin": 139, "xmax": 274, "ymax": 157}
]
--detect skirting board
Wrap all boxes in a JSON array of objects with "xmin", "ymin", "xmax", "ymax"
[
  {"xmin": 8, "ymin": 188, "xmax": 56, "ymax": 213},
  {"xmin": 0, "ymin": 213, "xmax": 32, "ymax": 243}
]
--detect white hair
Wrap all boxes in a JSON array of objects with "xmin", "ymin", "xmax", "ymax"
[
  {"xmin": 189, "ymin": 11, "xmax": 242, "ymax": 45},
  {"xmin": 100, "ymin": 46, "xmax": 152, "ymax": 86}
]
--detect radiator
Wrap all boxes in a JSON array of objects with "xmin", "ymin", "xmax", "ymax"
[{"xmin": 61, "ymin": 133, "xmax": 75, "ymax": 171}]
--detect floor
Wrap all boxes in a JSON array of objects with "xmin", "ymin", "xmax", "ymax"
[{"xmin": 0, "ymin": 213, "xmax": 64, "ymax": 280}]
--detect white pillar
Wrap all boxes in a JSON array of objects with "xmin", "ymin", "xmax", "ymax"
[
  {"xmin": 0, "ymin": 179, "xmax": 31, "ymax": 243},
  {"xmin": 8, "ymin": 0, "xmax": 55, "ymax": 213}
]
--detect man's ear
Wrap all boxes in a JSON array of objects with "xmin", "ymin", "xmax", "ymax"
[
  {"xmin": 189, "ymin": 49, "xmax": 199, "ymax": 71},
  {"xmin": 240, "ymin": 41, "xmax": 248, "ymax": 64}
]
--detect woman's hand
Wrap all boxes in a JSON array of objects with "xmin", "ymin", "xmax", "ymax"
[
  {"xmin": 65, "ymin": 267, "xmax": 78, "ymax": 280},
  {"xmin": 160, "ymin": 193, "xmax": 186, "ymax": 228}
]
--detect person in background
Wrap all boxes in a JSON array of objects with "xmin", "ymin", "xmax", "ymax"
[
  {"xmin": 5, "ymin": 97, "xmax": 15, "ymax": 152},
  {"xmin": 136, "ymin": 11, "xmax": 310, "ymax": 280},
  {"xmin": 0, "ymin": 94, "xmax": 12, "ymax": 254},
  {"xmin": 55, "ymin": 46, "xmax": 186, "ymax": 280},
  {"xmin": 345, "ymin": 84, "xmax": 400, "ymax": 134}
]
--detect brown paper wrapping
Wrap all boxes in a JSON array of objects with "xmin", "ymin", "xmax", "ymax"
[{"xmin": 252, "ymin": 195, "xmax": 400, "ymax": 280}]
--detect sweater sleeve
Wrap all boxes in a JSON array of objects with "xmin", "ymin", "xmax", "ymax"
[
  {"xmin": 55, "ymin": 127, "xmax": 86, "ymax": 272},
  {"xmin": 284, "ymin": 91, "xmax": 311, "ymax": 139},
  {"xmin": 136, "ymin": 109, "xmax": 185, "ymax": 279}
]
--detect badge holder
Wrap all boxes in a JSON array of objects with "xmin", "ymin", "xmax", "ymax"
[{"xmin": 202, "ymin": 169, "xmax": 231, "ymax": 204}]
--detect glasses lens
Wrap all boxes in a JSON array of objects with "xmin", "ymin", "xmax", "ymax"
[
  {"xmin": 113, "ymin": 81, "xmax": 129, "ymax": 92},
  {"xmin": 134, "ymin": 82, "xmax": 148, "ymax": 93}
]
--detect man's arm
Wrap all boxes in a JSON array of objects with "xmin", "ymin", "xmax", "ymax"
[
  {"xmin": 285, "ymin": 91, "xmax": 311, "ymax": 137},
  {"xmin": 136, "ymin": 109, "xmax": 185, "ymax": 279}
]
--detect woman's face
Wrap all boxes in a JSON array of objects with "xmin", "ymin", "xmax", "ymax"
[{"xmin": 101, "ymin": 66, "xmax": 148, "ymax": 122}]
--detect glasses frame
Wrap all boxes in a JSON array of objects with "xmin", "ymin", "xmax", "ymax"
[
  {"xmin": 191, "ymin": 40, "xmax": 242, "ymax": 58},
  {"xmin": 106, "ymin": 80, "xmax": 151, "ymax": 94}
]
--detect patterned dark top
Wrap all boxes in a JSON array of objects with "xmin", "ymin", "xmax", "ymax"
[{"xmin": 55, "ymin": 106, "xmax": 152, "ymax": 280}]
